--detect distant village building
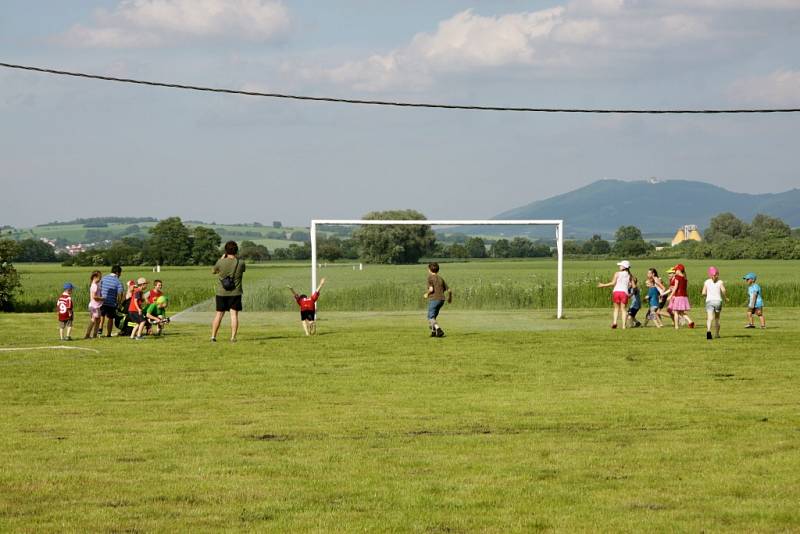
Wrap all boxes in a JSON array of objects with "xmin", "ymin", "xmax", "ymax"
[{"xmin": 671, "ymin": 225, "xmax": 703, "ymax": 246}]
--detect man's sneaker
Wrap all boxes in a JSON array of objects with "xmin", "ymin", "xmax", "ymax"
[
  {"xmin": 745, "ymin": 324, "xmax": 755, "ymax": 329},
  {"xmin": 436, "ymin": 328, "xmax": 445, "ymax": 338},
  {"xmin": 706, "ymin": 331, "xmax": 713, "ymax": 340}
]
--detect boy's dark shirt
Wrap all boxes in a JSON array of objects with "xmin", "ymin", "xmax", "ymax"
[{"xmin": 427, "ymin": 273, "xmax": 448, "ymax": 300}]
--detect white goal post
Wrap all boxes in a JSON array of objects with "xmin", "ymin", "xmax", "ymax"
[{"xmin": 310, "ymin": 219, "xmax": 565, "ymax": 319}]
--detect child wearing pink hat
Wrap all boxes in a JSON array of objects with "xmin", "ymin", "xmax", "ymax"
[{"xmin": 702, "ymin": 266, "xmax": 727, "ymax": 340}]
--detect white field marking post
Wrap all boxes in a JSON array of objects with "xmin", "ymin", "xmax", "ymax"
[{"xmin": 310, "ymin": 219, "xmax": 565, "ymax": 318}]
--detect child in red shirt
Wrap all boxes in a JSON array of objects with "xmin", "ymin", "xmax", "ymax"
[
  {"xmin": 57, "ymin": 282, "xmax": 75, "ymax": 341},
  {"xmin": 667, "ymin": 264, "xmax": 695, "ymax": 330},
  {"xmin": 128, "ymin": 277, "xmax": 148, "ymax": 340},
  {"xmin": 147, "ymin": 279, "xmax": 163, "ymax": 304},
  {"xmin": 288, "ymin": 278, "xmax": 326, "ymax": 336}
]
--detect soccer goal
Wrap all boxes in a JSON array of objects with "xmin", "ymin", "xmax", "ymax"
[{"xmin": 310, "ymin": 219, "xmax": 564, "ymax": 318}]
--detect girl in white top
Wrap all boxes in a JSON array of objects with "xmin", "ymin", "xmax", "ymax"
[
  {"xmin": 84, "ymin": 270, "xmax": 104, "ymax": 339},
  {"xmin": 598, "ymin": 260, "xmax": 632, "ymax": 330},
  {"xmin": 701, "ymin": 266, "xmax": 727, "ymax": 340}
]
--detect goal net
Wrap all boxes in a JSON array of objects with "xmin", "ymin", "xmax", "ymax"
[{"xmin": 310, "ymin": 219, "xmax": 564, "ymax": 318}]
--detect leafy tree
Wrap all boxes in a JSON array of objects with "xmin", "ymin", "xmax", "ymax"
[
  {"xmin": 446, "ymin": 243, "xmax": 468, "ymax": 259},
  {"xmin": 104, "ymin": 237, "xmax": 146, "ymax": 265},
  {"xmin": 465, "ymin": 237, "xmax": 487, "ymax": 258},
  {"xmin": 318, "ymin": 237, "xmax": 343, "ymax": 262},
  {"xmin": 239, "ymin": 240, "xmax": 271, "ymax": 261},
  {"xmin": 15, "ymin": 239, "xmax": 58, "ymax": 262},
  {"xmin": 290, "ymin": 231, "xmax": 311, "ymax": 242},
  {"xmin": 582, "ymin": 235, "xmax": 611, "ymax": 255},
  {"xmin": 191, "ymin": 226, "xmax": 222, "ymax": 265},
  {"xmin": 490, "ymin": 239, "xmax": 512, "ymax": 258},
  {"xmin": 354, "ymin": 210, "xmax": 435, "ymax": 264},
  {"xmin": 614, "ymin": 225, "xmax": 644, "ymax": 243},
  {"xmin": 704, "ymin": 212, "xmax": 747, "ymax": 243},
  {"xmin": 0, "ymin": 239, "xmax": 22, "ymax": 310},
  {"xmin": 148, "ymin": 217, "xmax": 192, "ymax": 265},
  {"xmin": 749, "ymin": 214, "xmax": 791, "ymax": 241}
]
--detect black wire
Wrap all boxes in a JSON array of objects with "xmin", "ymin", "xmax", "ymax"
[{"xmin": 2, "ymin": 61, "xmax": 799, "ymax": 114}]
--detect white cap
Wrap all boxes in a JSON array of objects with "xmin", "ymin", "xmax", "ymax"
[
  {"xmin": 137, "ymin": 277, "xmax": 147, "ymax": 285},
  {"xmin": 617, "ymin": 260, "xmax": 631, "ymax": 269}
]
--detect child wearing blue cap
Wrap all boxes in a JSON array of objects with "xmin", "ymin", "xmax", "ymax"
[
  {"xmin": 57, "ymin": 282, "xmax": 75, "ymax": 341},
  {"xmin": 743, "ymin": 272, "xmax": 765, "ymax": 329}
]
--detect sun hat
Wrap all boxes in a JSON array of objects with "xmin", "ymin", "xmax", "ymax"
[
  {"xmin": 137, "ymin": 277, "xmax": 147, "ymax": 285},
  {"xmin": 63, "ymin": 282, "xmax": 74, "ymax": 290},
  {"xmin": 156, "ymin": 296, "xmax": 168, "ymax": 305},
  {"xmin": 617, "ymin": 260, "xmax": 631, "ymax": 269},
  {"xmin": 674, "ymin": 263, "xmax": 685, "ymax": 272},
  {"xmin": 743, "ymin": 272, "xmax": 757, "ymax": 281},
  {"xmin": 707, "ymin": 266, "xmax": 719, "ymax": 277},
  {"xmin": 666, "ymin": 267, "xmax": 676, "ymax": 274}
]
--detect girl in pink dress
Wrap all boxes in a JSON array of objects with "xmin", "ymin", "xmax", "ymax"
[{"xmin": 667, "ymin": 263, "xmax": 695, "ymax": 330}]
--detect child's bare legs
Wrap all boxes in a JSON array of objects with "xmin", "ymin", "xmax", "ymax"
[
  {"xmin": 706, "ymin": 309, "xmax": 715, "ymax": 333},
  {"xmin": 714, "ymin": 311, "xmax": 721, "ymax": 337},
  {"xmin": 85, "ymin": 317, "xmax": 95, "ymax": 339},
  {"xmin": 302, "ymin": 320, "xmax": 310, "ymax": 336},
  {"xmin": 309, "ymin": 321, "xmax": 316, "ymax": 335},
  {"xmin": 674, "ymin": 311, "xmax": 683, "ymax": 330},
  {"xmin": 59, "ymin": 325, "xmax": 65, "ymax": 340},
  {"xmin": 756, "ymin": 308, "xmax": 765, "ymax": 328}
]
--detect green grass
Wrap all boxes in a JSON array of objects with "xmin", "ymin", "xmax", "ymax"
[
  {"xmin": 13, "ymin": 259, "xmax": 800, "ymax": 313},
  {"xmin": 0, "ymin": 308, "xmax": 798, "ymax": 531}
]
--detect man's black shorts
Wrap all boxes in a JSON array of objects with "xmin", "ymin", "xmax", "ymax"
[
  {"xmin": 300, "ymin": 310, "xmax": 315, "ymax": 321},
  {"xmin": 100, "ymin": 305, "xmax": 117, "ymax": 319},
  {"xmin": 128, "ymin": 312, "xmax": 145, "ymax": 324},
  {"xmin": 216, "ymin": 295, "xmax": 243, "ymax": 312}
]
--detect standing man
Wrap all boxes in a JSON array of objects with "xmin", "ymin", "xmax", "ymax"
[
  {"xmin": 211, "ymin": 241, "xmax": 246, "ymax": 342},
  {"xmin": 99, "ymin": 265, "xmax": 124, "ymax": 337}
]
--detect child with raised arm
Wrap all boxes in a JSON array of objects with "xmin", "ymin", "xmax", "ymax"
[
  {"xmin": 424, "ymin": 262, "xmax": 452, "ymax": 338},
  {"xmin": 288, "ymin": 278, "xmax": 326, "ymax": 336},
  {"xmin": 702, "ymin": 266, "xmax": 727, "ymax": 339},
  {"xmin": 743, "ymin": 272, "xmax": 766, "ymax": 329},
  {"xmin": 597, "ymin": 260, "xmax": 631, "ymax": 330},
  {"xmin": 57, "ymin": 282, "xmax": 75, "ymax": 341}
]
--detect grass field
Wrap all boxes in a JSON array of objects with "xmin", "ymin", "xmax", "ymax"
[
  {"xmin": 0, "ymin": 307, "xmax": 798, "ymax": 531},
  {"xmin": 13, "ymin": 259, "xmax": 800, "ymax": 313}
]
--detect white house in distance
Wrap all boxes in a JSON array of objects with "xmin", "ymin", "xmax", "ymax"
[{"xmin": 671, "ymin": 225, "xmax": 703, "ymax": 247}]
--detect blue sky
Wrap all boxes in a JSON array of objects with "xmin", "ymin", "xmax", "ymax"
[{"xmin": 2, "ymin": 0, "xmax": 799, "ymax": 227}]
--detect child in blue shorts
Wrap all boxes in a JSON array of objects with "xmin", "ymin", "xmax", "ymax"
[{"xmin": 743, "ymin": 272, "xmax": 765, "ymax": 329}]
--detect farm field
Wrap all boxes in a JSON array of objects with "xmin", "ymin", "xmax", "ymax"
[
  {"xmin": 13, "ymin": 258, "xmax": 800, "ymax": 312},
  {"xmin": 0, "ymin": 308, "xmax": 798, "ymax": 531}
]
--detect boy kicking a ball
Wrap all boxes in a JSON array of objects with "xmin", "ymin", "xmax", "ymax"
[
  {"xmin": 288, "ymin": 278, "xmax": 326, "ymax": 335},
  {"xmin": 424, "ymin": 262, "xmax": 452, "ymax": 338}
]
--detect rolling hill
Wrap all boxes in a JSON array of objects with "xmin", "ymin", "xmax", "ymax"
[{"xmin": 495, "ymin": 179, "xmax": 800, "ymax": 238}]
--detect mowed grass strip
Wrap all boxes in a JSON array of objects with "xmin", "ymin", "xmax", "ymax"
[{"xmin": 1, "ymin": 309, "xmax": 798, "ymax": 532}]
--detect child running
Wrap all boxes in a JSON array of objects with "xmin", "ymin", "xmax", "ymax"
[
  {"xmin": 597, "ymin": 260, "xmax": 631, "ymax": 329},
  {"xmin": 702, "ymin": 266, "xmax": 727, "ymax": 339},
  {"xmin": 743, "ymin": 272, "xmax": 766, "ymax": 329},
  {"xmin": 643, "ymin": 275, "xmax": 663, "ymax": 328},
  {"xmin": 667, "ymin": 264, "xmax": 694, "ymax": 330},
  {"xmin": 288, "ymin": 278, "xmax": 326, "ymax": 336},
  {"xmin": 128, "ymin": 277, "xmax": 148, "ymax": 340},
  {"xmin": 424, "ymin": 262, "xmax": 452, "ymax": 337},
  {"xmin": 627, "ymin": 276, "xmax": 642, "ymax": 328},
  {"xmin": 57, "ymin": 282, "xmax": 75, "ymax": 341},
  {"xmin": 84, "ymin": 270, "xmax": 104, "ymax": 339}
]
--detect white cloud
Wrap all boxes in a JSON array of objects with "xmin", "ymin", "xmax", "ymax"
[
  {"xmin": 729, "ymin": 70, "xmax": 800, "ymax": 106},
  {"xmin": 320, "ymin": 3, "xmax": 718, "ymax": 91},
  {"xmin": 57, "ymin": 0, "xmax": 290, "ymax": 48}
]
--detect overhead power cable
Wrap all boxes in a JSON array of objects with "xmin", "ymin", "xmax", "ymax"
[{"xmin": 2, "ymin": 61, "xmax": 799, "ymax": 115}]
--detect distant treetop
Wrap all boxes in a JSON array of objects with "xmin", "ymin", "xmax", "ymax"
[{"xmin": 39, "ymin": 217, "xmax": 158, "ymax": 227}]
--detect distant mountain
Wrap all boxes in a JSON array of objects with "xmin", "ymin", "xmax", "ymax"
[{"xmin": 494, "ymin": 179, "xmax": 800, "ymax": 238}]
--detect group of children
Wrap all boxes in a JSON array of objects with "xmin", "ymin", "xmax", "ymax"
[
  {"xmin": 56, "ymin": 274, "xmax": 170, "ymax": 341},
  {"xmin": 599, "ymin": 261, "xmax": 766, "ymax": 339}
]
